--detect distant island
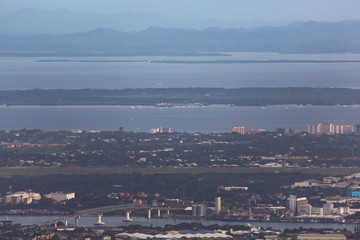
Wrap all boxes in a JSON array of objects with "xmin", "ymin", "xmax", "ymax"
[
  {"xmin": 35, "ymin": 59, "xmax": 360, "ymax": 64},
  {"xmin": 1, "ymin": 88, "xmax": 360, "ymax": 106},
  {"xmin": 36, "ymin": 59, "xmax": 148, "ymax": 63},
  {"xmin": 151, "ymin": 60, "xmax": 360, "ymax": 64}
]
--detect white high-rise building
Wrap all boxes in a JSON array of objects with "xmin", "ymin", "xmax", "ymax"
[{"xmin": 307, "ymin": 123, "xmax": 353, "ymax": 135}]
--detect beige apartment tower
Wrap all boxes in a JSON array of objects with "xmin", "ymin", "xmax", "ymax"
[
  {"xmin": 232, "ymin": 126, "xmax": 245, "ymax": 134},
  {"xmin": 215, "ymin": 196, "xmax": 221, "ymax": 215}
]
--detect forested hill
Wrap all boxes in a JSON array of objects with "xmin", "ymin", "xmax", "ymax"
[{"xmin": 1, "ymin": 88, "xmax": 360, "ymax": 106}]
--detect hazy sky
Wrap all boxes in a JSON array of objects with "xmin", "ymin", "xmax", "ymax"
[{"xmin": 0, "ymin": 0, "xmax": 359, "ymax": 22}]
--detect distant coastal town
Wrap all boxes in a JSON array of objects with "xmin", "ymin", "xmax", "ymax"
[{"xmin": 231, "ymin": 123, "xmax": 360, "ymax": 136}]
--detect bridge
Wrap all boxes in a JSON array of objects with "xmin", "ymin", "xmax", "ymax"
[{"xmin": 38, "ymin": 204, "xmax": 184, "ymax": 228}]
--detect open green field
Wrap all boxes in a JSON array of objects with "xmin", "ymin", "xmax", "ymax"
[{"xmin": 0, "ymin": 167, "xmax": 359, "ymax": 177}]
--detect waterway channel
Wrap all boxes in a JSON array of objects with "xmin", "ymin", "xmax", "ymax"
[{"xmin": 1, "ymin": 215, "xmax": 357, "ymax": 232}]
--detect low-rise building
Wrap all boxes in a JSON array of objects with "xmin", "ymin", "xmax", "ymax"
[
  {"xmin": 291, "ymin": 179, "xmax": 320, "ymax": 188},
  {"xmin": 192, "ymin": 204, "xmax": 206, "ymax": 217},
  {"xmin": 260, "ymin": 162, "xmax": 283, "ymax": 168},
  {"xmin": 323, "ymin": 203, "xmax": 334, "ymax": 215},
  {"xmin": 150, "ymin": 127, "xmax": 171, "ymax": 134},
  {"xmin": 5, "ymin": 192, "xmax": 31, "ymax": 205},
  {"xmin": 44, "ymin": 192, "xmax": 75, "ymax": 202},
  {"xmin": 276, "ymin": 127, "xmax": 298, "ymax": 136},
  {"xmin": 346, "ymin": 190, "xmax": 360, "ymax": 198},
  {"xmin": 4, "ymin": 191, "xmax": 41, "ymax": 205}
]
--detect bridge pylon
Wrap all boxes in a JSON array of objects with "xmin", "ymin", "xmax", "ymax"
[
  {"xmin": 123, "ymin": 210, "xmax": 133, "ymax": 222},
  {"xmin": 94, "ymin": 214, "xmax": 105, "ymax": 225},
  {"xmin": 148, "ymin": 209, "xmax": 152, "ymax": 220},
  {"xmin": 75, "ymin": 216, "xmax": 80, "ymax": 227}
]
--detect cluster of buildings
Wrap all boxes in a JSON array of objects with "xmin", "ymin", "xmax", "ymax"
[
  {"xmin": 2, "ymin": 191, "xmax": 75, "ymax": 205},
  {"xmin": 233, "ymin": 123, "xmax": 360, "ymax": 136},
  {"xmin": 1, "ymin": 128, "xmax": 359, "ymax": 168},
  {"xmin": 231, "ymin": 125, "xmax": 265, "ymax": 134},
  {"xmin": 114, "ymin": 229, "xmax": 349, "ymax": 240},
  {"xmin": 0, "ymin": 218, "xmax": 350, "ymax": 240},
  {"xmin": 4, "ymin": 191, "xmax": 41, "ymax": 205},
  {"xmin": 191, "ymin": 197, "xmax": 222, "ymax": 217},
  {"xmin": 150, "ymin": 127, "xmax": 171, "ymax": 134},
  {"xmin": 232, "ymin": 125, "xmax": 298, "ymax": 136},
  {"xmin": 218, "ymin": 173, "xmax": 360, "ymax": 224},
  {"xmin": 43, "ymin": 192, "xmax": 75, "ymax": 202},
  {"xmin": 286, "ymin": 195, "xmax": 350, "ymax": 222},
  {"xmin": 291, "ymin": 175, "xmax": 360, "ymax": 190},
  {"xmin": 285, "ymin": 174, "xmax": 360, "ymax": 222},
  {"xmin": 306, "ymin": 123, "xmax": 356, "ymax": 135}
]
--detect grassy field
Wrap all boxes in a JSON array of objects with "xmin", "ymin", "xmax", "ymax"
[{"xmin": 0, "ymin": 167, "xmax": 359, "ymax": 177}]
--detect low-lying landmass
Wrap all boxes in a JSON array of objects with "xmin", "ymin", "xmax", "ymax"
[
  {"xmin": 1, "ymin": 129, "xmax": 359, "ymax": 168},
  {"xmin": 36, "ymin": 59, "xmax": 360, "ymax": 64},
  {"xmin": 151, "ymin": 59, "xmax": 360, "ymax": 64},
  {"xmin": 1, "ymin": 87, "xmax": 360, "ymax": 106}
]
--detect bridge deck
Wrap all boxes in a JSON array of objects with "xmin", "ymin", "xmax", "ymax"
[{"xmin": 38, "ymin": 204, "xmax": 184, "ymax": 227}]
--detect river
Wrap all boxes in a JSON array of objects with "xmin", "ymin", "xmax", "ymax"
[{"xmin": 1, "ymin": 215, "xmax": 356, "ymax": 232}]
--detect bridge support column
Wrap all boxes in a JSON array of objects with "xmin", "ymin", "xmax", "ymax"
[
  {"xmin": 148, "ymin": 209, "xmax": 151, "ymax": 220},
  {"xmin": 123, "ymin": 211, "xmax": 133, "ymax": 222},
  {"xmin": 157, "ymin": 209, "xmax": 161, "ymax": 217},
  {"xmin": 75, "ymin": 217, "xmax": 79, "ymax": 227},
  {"xmin": 94, "ymin": 214, "xmax": 105, "ymax": 225}
]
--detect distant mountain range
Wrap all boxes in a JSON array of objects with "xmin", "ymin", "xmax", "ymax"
[
  {"xmin": 0, "ymin": 20, "xmax": 359, "ymax": 55},
  {"xmin": 0, "ymin": 8, "xmax": 292, "ymax": 34}
]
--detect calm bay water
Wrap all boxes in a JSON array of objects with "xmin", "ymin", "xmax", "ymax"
[
  {"xmin": 1, "ymin": 215, "xmax": 356, "ymax": 231},
  {"xmin": 0, "ymin": 105, "xmax": 359, "ymax": 132},
  {"xmin": 1, "ymin": 53, "xmax": 360, "ymax": 89}
]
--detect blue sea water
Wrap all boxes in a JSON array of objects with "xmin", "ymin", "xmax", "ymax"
[
  {"xmin": 0, "ymin": 52, "xmax": 359, "ymax": 89},
  {"xmin": 0, "ymin": 105, "xmax": 359, "ymax": 132},
  {"xmin": 0, "ymin": 52, "xmax": 359, "ymax": 132}
]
